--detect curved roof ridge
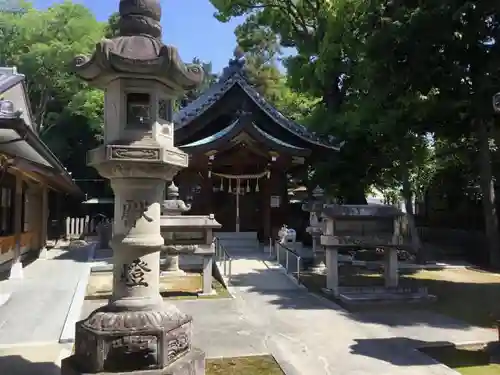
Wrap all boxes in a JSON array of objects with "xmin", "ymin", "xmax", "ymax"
[{"xmin": 173, "ymin": 59, "xmax": 342, "ymax": 151}]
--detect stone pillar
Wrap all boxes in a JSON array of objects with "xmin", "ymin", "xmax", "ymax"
[
  {"xmin": 384, "ymin": 248, "xmax": 398, "ymax": 288},
  {"xmin": 109, "ymin": 178, "xmax": 164, "ymax": 308},
  {"xmin": 201, "ymin": 256, "xmax": 213, "ymax": 295},
  {"xmin": 384, "ymin": 215, "xmax": 402, "ymax": 288},
  {"xmin": 325, "ymin": 246, "xmax": 339, "ymax": 297},
  {"xmin": 9, "ymin": 173, "xmax": 23, "ymax": 279}
]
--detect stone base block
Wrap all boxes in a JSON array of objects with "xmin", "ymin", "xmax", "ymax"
[
  {"xmin": 61, "ymin": 347, "xmax": 206, "ymax": 375},
  {"xmin": 160, "ymin": 269, "xmax": 187, "ymax": 277},
  {"xmin": 330, "ymin": 286, "xmax": 436, "ymax": 306}
]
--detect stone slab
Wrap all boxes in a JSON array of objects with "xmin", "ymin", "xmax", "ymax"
[
  {"xmin": 61, "ymin": 348, "xmax": 205, "ymax": 375},
  {"xmin": 59, "ymin": 243, "xmax": 97, "ymax": 343},
  {"xmin": 338, "ymin": 292, "xmax": 436, "ymax": 305},
  {"xmin": 0, "ymin": 246, "xmax": 92, "ymax": 345}
]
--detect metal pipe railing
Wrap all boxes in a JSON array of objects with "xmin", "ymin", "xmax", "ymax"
[
  {"xmin": 274, "ymin": 240, "xmax": 302, "ymax": 284},
  {"xmin": 214, "ymin": 237, "xmax": 232, "ymax": 285}
]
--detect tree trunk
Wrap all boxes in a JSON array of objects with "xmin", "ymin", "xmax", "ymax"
[
  {"xmin": 402, "ymin": 166, "xmax": 425, "ymax": 263},
  {"xmin": 478, "ymin": 121, "xmax": 500, "ymax": 268},
  {"xmin": 342, "ymin": 184, "xmax": 367, "ymax": 204}
]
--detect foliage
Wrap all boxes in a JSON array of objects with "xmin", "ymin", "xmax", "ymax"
[
  {"xmin": 0, "ymin": 1, "xmax": 107, "ymax": 199},
  {"xmin": 0, "ymin": 1, "xmax": 104, "ymax": 131},
  {"xmin": 212, "ymin": 0, "xmax": 500, "ymax": 263}
]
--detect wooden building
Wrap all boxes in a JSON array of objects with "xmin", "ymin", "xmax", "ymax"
[
  {"xmin": 0, "ymin": 67, "xmax": 81, "ymax": 277},
  {"xmin": 173, "ymin": 57, "xmax": 341, "ymax": 241}
]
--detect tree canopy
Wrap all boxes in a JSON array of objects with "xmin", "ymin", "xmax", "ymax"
[
  {"xmin": 210, "ymin": 0, "xmax": 500, "ymax": 264},
  {"xmin": 3, "ymin": 0, "xmax": 500, "ymax": 264}
]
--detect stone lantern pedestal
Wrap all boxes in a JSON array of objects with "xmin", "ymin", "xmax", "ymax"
[{"xmin": 61, "ymin": 1, "xmax": 206, "ymax": 374}]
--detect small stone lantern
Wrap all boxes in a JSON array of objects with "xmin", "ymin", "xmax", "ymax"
[
  {"xmin": 302, "ymin": 186, "xmax": 326, "ymax": 273},
  {"xmin": 161, "ymin": 181, "xmax": 191, "ymax": 275}
]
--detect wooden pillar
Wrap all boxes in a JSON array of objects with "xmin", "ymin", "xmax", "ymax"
[
  {"xmin": 262, "ymin": 176, "xmax": 271, "ymax": 241},
  {"xmin": 203, "ymin": 171, "xmax": 213, "ymax": 215},
  {"xmin": 9, "ymin": 173, "xmax": 23, "ymax": 279},
  {"xmin": 39, "ymin": 185, "xmax": 49, "ymax": 258}
]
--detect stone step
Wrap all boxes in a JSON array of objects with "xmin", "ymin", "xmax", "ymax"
[{"xmin": 215, "ymin": 231, "xmax": 258, "ymax": 240}]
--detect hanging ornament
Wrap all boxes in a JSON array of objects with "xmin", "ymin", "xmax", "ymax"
[
  {"xmin": 255, "ymin": 178, "xmax": 260, "ymax": 192},
  {"xmin": 266, "ymin": 170, "xmax": 270, "ymax": 178},
  {"xmin": 219, "ymin": 177, "xmax": 223, "ymax": 191},
  {"xmin": 208, "ymin": 169, "xmax": 212, "ymax": 178},
  {"xmin": 246, "ymin": 179, "xmax": 250, "ymax": 192}
]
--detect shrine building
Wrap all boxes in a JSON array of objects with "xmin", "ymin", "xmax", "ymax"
[{"xmin": 173, "ymin": 57, "xmax": 341, "ymax": 241}]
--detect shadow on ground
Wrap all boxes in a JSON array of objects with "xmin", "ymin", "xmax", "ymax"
[
  {"xmin": 227, "ymin": 258, "xmax": 500, "ymax": 332},
  {"xmin": 0, "ymin": 253, "xmax": 38, "ymax": 281},
  {"xmin": 349, "ymin": 337, "xmax": 449, "ymax": 366},
  {"xmin": 53, "ymin": 244, "xmax": 91, "ymax": 262},
  {"xmin": 0, "ymin": 355, "xmax": 60, "ymax": 375},
  {"xmin": 349, "ymin": 337, "xmax": 498, "ymax": 370}
]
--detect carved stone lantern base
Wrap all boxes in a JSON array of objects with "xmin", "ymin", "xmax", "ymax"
[
  {"xmin": 61, "ymin": 303, "xmax": 205, "ymax": 375},
  {"xmin": 61, "ymin": 349, "xmax": 205, "ymax": 375}
]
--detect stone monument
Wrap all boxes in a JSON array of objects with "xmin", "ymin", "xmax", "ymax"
[
  {"xmin": 319, "ymin": 204, "xmax": 433, "ymax": 304},
  {"xmin": 161, "ymin": 182, "xmax": 191, "ymax": 275},
  {"xmin": 61, "ymin": 1, "xmax": 206, "ymax": 374}
]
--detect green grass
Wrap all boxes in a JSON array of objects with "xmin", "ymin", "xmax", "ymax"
[
  {"xmin": 299, "ymin": 266, "xmax": 500, "ymax": 328},
  {"xmin": 86, "ymin": 271, "xmax": 232, "ymax": 301},
  {"xmin": 206, "ymin": 355, "xmax": 284, "ymax": 375},
  {"xmin": 421, "ymin": 345, "xmax": 500, "ymax": 375},
  {"xmin": 162, "ymin": 277, "xmax": 232, "ymax": 300}
]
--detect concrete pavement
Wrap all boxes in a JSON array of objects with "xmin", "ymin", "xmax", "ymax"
[
  {"xmin": 0, "ymin": 342, "xmax": 72, "ymax": 375},
  {"xmin": 82, "ymin": 250, "xmax": 495, "ymax": 375},
  {"xmin": 0, "ymin": 243, "xmax": 92, "ymax": 345}
]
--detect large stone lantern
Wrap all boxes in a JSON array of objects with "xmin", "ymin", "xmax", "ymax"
[{"xmin": 61, "ymin": 1, "xmax": 206, "ymax": 374}]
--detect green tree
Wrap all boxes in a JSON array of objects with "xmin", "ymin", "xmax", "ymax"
[
  {"xmin": 341, "ymin": 0, "xmax": 500, "ymax": 264},
  {"xmin": 0, "ymin": 1, "xmax": 104, "ymax": 131},
  {"xmin": 0, "ymin": 2, "xmax": 107, "ymax": 199},
  {"xmin": 211, "ymin": 0, "xmax": 384, "ymax": 203}
]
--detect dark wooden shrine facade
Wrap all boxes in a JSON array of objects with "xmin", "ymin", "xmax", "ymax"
[{"xmin": 173, "ymin": 58, "xmax": 340, "ymax": 242}]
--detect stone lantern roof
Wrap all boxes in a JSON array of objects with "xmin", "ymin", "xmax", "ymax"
[{"xmin": 72, "ymin": 0, "xmax": 204, "ymax": 91}]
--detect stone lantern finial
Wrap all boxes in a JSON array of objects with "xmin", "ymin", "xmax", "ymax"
[
  {"xmin": 72, "ymin": 0, "xmax": 203, "ymax": 90},
  {"xmin": 118, "ymin": 0, "xmax": 162, "ymax": 39},
  {"xmin": 167, "ymin": 181, "xmax": 179, "ymax": 199},
  {"xmin": 312, "ymin": 185, "xmax": 324, "ymax": 199}
]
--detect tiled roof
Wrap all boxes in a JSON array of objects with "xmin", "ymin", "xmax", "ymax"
[
  {"xmin": 180, "ymin": 117, "xmax": 307, "ymax": 151},
  {"xmin": 173, "ymin": 58, "xmax": 341, "ymax": 150},
  {"xmin": 0, "ymin": 70, "xmax": 24, "ymax": 95}
]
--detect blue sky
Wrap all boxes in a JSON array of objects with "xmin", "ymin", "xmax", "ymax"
[{"xmin": 32, "ymin": 0, "xmax": 245, "ymax": 74}]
